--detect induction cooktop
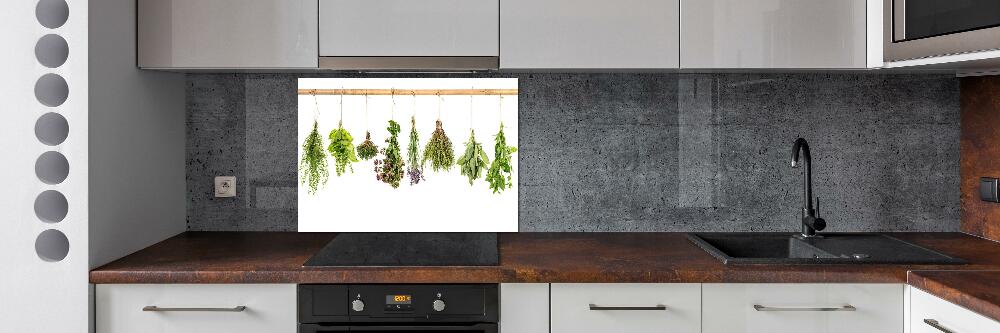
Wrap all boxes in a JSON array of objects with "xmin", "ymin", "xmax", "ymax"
[{"xmin": 303, "ymin": 233, "xmax": 499, "ymax": 267}]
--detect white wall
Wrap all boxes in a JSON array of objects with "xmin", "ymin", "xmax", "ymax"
[{"xmin": 88, "ymin": 0, "xmax": 186, "ymax": 269}]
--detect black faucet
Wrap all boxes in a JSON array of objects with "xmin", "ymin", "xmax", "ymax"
[{"xmin": 791, "ymin": 138, "xmax": 826, "ymax": 238}]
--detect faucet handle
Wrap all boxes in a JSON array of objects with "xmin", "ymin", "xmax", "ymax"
[{"xmin": 815, "ymin": 196, "xmax": 820, "ymax": 218}]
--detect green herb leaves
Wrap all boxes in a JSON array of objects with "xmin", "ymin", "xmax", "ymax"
[
  {"xmin": 423, "ymin": 120, "xmax": 455, "ymax": 172},
  {"xmin": 356, "ymin": 132, "xmax": 378, "ymax": 160},
  {"xmin": 485, "ymin": 124, "xmax": 517, "ymax": 193},
  {"xmin": 327, "ymin": 121, "xmax": 359, "ymax": 176},
  {"xmin": 299, "ymin": 121, "xmax": 329, "ymax": 195},
  {"xmin": 456, "ymin": 129, "xmax": 490, "ymax": 185},
  {"xmin": 375, "ymin": 120, "xmax": 405, "ymax": 188},
  {"xmin": 406, "ymin": 116, "xmax": 424, "ymax": 185}
]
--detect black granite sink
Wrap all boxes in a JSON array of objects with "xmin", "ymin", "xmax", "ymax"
[{"xmin": 687, "ymin": 233, "xmax": 966, "ymax": 265}]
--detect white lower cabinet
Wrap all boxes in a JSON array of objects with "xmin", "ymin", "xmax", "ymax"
[
  {"xmin": 551, "ymin": 283, "xmax": 701, "ymax": 333},
  {"xmin": 702, "ymin": 283, "xmax": 903, "ymax": 333},
  {"xmin": 96, "ymin": 284, "xmax": 297, "ymax": 333},
  {"xmin": 500, "ymin": 283, "xmax": 549, "ymax": 333},
  {"xmin": 910, "ymin": 286, "xmax": 1000, "ymax": 333}
]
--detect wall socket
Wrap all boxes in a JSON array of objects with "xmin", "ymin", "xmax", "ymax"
[{"xmin": 215, "ymin": 176, "xmax": 236, "ymax": 198}]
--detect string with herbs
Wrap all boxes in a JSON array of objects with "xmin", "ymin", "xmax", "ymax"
[
  {"xmin": 327, "ymin": 92, "xmax": 359, "ymax": 176},
  {"xmin": 456, "ymin": 91, "xmax": 490, "ymax": 185},
  {"xmin": 299, "ymin": 94, "xmax": 329, "ymax": 194},
  {"xmin": 485, "ymin": 96, "xmax": 517, "ymax": 193},
  {"xmin": 375, "ymin": 91, "xmax": 404, "ymax": 188},
  {"xmin": 356, "ymin": 94, "xmax": 379, "ymax": 160},
  {"xmin": 406, "ymin": 92, "xmax": 424, "ymax": 185},
  {"xmin": 422, "ymin": 92, "xmax": 455, "ymax": 172}
]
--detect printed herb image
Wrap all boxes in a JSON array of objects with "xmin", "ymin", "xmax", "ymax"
[
  {"xmin": 374, "ymin": 120, "xmax": 405, "ymax": 188},
  {"xmin": 356, "ymin": 131, "xmax": 378, "ymax": 160},
  {"xmin": 406, "ymin": 116, "xmax": 424, "ymax": 185},
  {"xmin": 327, "ymin": 120, "xmax": 359, "ymax": 176},
  {"xmin": 485, "ymin": 123, "xmax": 517, "ymax": 193},
  {"xmin": 299, "ymin": 120, "xmax": 329, "ymax": 194},
  {"xmin": 456, "ymin": 129, "xmax": 490, "ymax": 185},
  {"xmin": 423, "ymin": 120, "xmax": 455, "ymax": 172}
]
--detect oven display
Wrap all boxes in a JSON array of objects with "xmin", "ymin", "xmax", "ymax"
[{"xmin": 385, "ymin": 295, "xmax": 414, "ymax": 311}]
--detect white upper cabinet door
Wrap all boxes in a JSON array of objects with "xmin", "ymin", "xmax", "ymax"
[
  {"xmin": 680, "ymin": 0, "xmax": 868, "ymax": 68},
  {"xmin": 319, "ymin": 0, "xmax": 500, "ymax": 57},
  {"xmin": 551, "ymin": 283, "xmax": 701, "ymax": 333},
  {"xmin": 501, "ymin": 0, "xmax": 680, "ymax": 69},
  {"xmin": 138, "ymin": 0, "xmax": 319, "ymax": 69},
  {"xmin": 702, "ymin": 283, "xmax": 903, "ymax": 333}
]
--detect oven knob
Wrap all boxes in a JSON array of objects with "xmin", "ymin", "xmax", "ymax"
[
  {"xmin": 432, "ymin": 299, "xmax": 446, "ymax": 312},
  {"xmin": 351, "ymin": 299, "xmax": 365, "ymax": 312}
]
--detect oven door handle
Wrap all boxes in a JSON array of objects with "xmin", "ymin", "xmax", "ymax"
[{"xmin": 347, "ymin": 323, "xmax": 497, "ymax": 331}]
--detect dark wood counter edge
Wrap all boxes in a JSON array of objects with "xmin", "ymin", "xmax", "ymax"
[{"xmin": 908, "ymin": 270, "xmax": 1000, "ymax": 323}]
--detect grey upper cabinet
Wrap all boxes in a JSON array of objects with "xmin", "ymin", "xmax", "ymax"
[
  {"xmin": 501, "ymin": 0, "xmax": 680, "ymax": 69},
  {"xmin": 138, "ymin": 0, "xmax": 318, "ymax": 69},
  {"xmin": 680, "ymin": 0, "xmax": 869, "ymax": 69},
  {"xmin": 319, "ymin": 0, "xmax": 499, "ymax": 58}
]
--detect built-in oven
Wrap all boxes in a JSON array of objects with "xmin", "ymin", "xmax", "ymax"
[
  {"xmin": 884, "ymin": 0, "xmax": 1000, "ymax": 62},
  {"xmin": 298, "ymin": 284, "xmax": 498, "ymax": 333}
]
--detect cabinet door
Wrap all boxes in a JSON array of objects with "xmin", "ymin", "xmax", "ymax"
[
  {"xmin": 551, "ymin": 283, "xmax": 700, "ymax": 333},
  {"xmin": 501, "ymin": 0, "xmax": 679, "ymax": 69},
  {"xmin": 500, "ymin": 284, "xmax": 548, "ymax": 333},
  {"xmin": 680, "ymin": 0, "xmax": 867, "ymax": 68},
  {"xmin": 138, "ymin": 0, "xmax": 318, "ymax": 69},
  {"xmin": 910, "ymin": 287, "xmax": 1000, "ymax": 333},
  {"xmin": 96, "ymin": 284, "xmax": 297, "ymax": 333},
  {"xmin": 702, "ymin": 283, "xmax": 903, "ymax": 333},
  {"xmin": 319, "ymin": 0, "xmax": 499, "ymax": 57}
]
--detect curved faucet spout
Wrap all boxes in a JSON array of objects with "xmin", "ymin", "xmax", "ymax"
[{"xmin": 791, "ymin": 138, "xmax": 824, "ymax": 237}]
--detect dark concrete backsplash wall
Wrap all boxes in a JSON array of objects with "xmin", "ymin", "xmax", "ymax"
[{"xmin": 186, "ymin": 73, "xmax": 960, "ymax": 232}]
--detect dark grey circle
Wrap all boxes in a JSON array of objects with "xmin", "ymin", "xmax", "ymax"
[
  {"xmin": 35, "ymin": 34, "xmax": 69, "ymax": 68},
  {"xmin": 34, "ymin": 190, "xmax": 68, "ymax": 223},
  {"xmin": 35, "ymin": 229, "xmax": 69, "ymax": 262},
  {"xmin": 35, "ymin": 112, "xmax": 69, "ymax": 145},
  {"xmin": 36, "ymin": 0, "xmax": 69, "ymax": 29},
  {"xmin": 35, "ymin": 151, "xmax": 69, "ymax": 184},
  {"xmin": 35, "ymin": 73, "xmax": 69, "ymax": 107}
]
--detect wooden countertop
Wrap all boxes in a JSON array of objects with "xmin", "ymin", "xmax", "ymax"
[{"xmin": 908, "ymin": 270, "xmax": 1000, "ymax": 322}]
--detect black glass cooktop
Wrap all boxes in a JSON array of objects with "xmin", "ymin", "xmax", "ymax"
[{"xmin": 303, "ymin": 233, "xmax": 499, "ymax": 267}]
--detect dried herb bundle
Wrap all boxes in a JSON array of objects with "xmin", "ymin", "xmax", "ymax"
[
  {"xmin": 327, "ymin": 121, "xmax": 359, "ymax": 176},
  {"xmin": 456, "ymin": 129, "xmax": 490, "ymax": 185},
  {"xmin": 485, "ymin": 124, "xmax": 517, "ymax": 193},
  {"xmin": 374, "ymin": 120, "xmax": 404, "ymax": 188},
  {"xmin": 356, "ymin": 132, "xmax": 378, "ymax": 160},
  {"xmin": 299, "ymin": 121, "xmax": 329, "ymax": 194},
  {"xmin": 406, "ymin": 116, "xmax": 424, "ymax": 185},
  {"xmin": 422, "ymin": 120, "xmax": 455, "ymax": 172}
]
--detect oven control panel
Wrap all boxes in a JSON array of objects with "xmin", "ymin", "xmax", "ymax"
[{"xmin": 298, "ymin": 284, "xmax": 498, "ymax": 323}]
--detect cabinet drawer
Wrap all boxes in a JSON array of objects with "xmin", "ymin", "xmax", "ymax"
[
  {"xmin": 702, "ymin": 283, "xmax": 903, "ymax": 333},
  {"xmin": 551, "ymin": 283, "xmax": 700, "ymax": 333},
  {"xmin": 910, "ymin": 287, "xmax": 1000, "ymax": 333},
  {"xmin": 96, "ymin": 284, "xmax": 296, "ymax": 333}
]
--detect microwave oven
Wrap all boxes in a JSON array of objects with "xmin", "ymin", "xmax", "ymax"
[{"xmin": 884, "ymin": 0, "xmax": 1000, "ymax": 62}]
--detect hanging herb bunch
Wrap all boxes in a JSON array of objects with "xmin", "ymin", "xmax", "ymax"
[
  {"xmin": 423, "ymin": 95, "xmax": 455, "ymax": 172},
  {"xmin": 326, "ymin": 95, "xmax": 358, "ymax": 176},
  {"xmin": 374, "ymin": 120, "xmax": 405, "ymax": 188},
  {"xmin": 485, "ymin": 123, "xmax": 517, "ymax": 193},
  {"xmin": 356, "ymin": 95, "xmax": 378, "ymax": 160},
  {"xmin": 456, "ymin": 129, "xmax": 490, "ymax": 185},
  {"xmin": 406, "ymin": 116, "xmax": 424, "ymax": 185},
  {"xmin": 299, "ymin": 120, "xmax": 329, "ymax": 194}
]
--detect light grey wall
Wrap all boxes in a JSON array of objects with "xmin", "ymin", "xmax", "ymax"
[
  {"xmin": 186, "ymin": 73, "xmax": 960, "ymax": 232},
  {"xmin": 88, "ymin": 0, "xmax": 186, "ymax": 269}
]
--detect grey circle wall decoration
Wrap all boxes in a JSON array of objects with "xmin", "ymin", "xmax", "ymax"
[
  {"xmin": 35, "ymin": 0, "xmax": 69, "ymax": 29},
  {"xmin": 34, "ymin": 73, "xmax": 69, "ymax": 107},
  {"xmin": 35, "ymin": 112, "xmax": 69, "ymax": 145},
  {"xmin": 34, "ymin": 190, "xmax": 68, "ymax": 223},
  {"xmin": 35, "ymin": 34, "xmax": 69, "ymax": 68},
  {"xmin": 35, "ymin": 229, "xmax": 69, "ymax": 262},
  {"xmin": 35, "ymin": 151, "xmax": 69, "ymax": 185}
]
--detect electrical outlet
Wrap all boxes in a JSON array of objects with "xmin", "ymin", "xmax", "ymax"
[{"xmin": 215, "ymin": 176, "xmax": 236, "ymax": 198}]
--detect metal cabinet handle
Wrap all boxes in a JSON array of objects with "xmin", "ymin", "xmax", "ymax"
[
  {"xmin": 142, "ymin": 306, "xmax": 247, "ymax": 312},
  {"xmin": 923, "ymin": 319, "xmax": 955, "ymax": 333},
  {"xmin": 753, "ymin": 304, "xmax": 856, "ymax": 312},
  {"xmin": 589, "ymin": 304, "xmax": 667, "ymax": 311}
]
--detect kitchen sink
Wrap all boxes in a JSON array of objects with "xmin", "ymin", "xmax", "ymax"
[{"xmin": 687, "ymin": 233, "xmax": 966, "ymax": 265}]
